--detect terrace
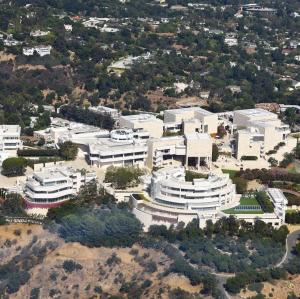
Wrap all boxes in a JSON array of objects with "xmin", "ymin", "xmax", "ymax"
[{"xmin": 222, "ymin": 193, "xmax": 264, "ymax": 214}]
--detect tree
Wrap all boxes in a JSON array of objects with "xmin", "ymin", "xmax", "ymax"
[
  {"xmin": 217, "ymin": 125, "xmax": 227, "ymax": 138},
  {"xmin": 233, "ymin": 177, "xmax": 248, "ymax": 194},
  {"xmin": 212, "ymin": 144, "xmax": 219, "ymax": 162},
  {"xmin": 59, "ymin": 141, "xmax": 78, "ymax": 160},
  {"xmin": 104, "ymin": 166, "xmax": 145, "ymax": 189},
  {"xmin": 2, "ymin": 157, "xmax": 27, "ymax": 177},
  {"xmin": 268, "ymin": 157, "xmax": 278, "ymax": 167},
  {"xmin": 1, "ymin": 193, "xmax": 26, "ymax": 216}
]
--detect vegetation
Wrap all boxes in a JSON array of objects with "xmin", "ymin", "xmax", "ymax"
[
  {"xmin": 185, "ymin": 170, "xmax": 208, "ymax": 181},
  {"xmin": 2, "ymin": 157, "xmax": 27, "ymax": 177},
  {"xmin": 241, "ymin": 156, "xmax": 258, "ymax": 161},
  {"xmin": 256, "ymin": 191, "xmax": 274, "ymax": 213},
  {"xmin": 212, "ymin": 143, "xmax": 219, "ymax": 162},
  {"xmin": 47, "ymin": 183, "xmax": 142, "ymax": 247},
  {"xmin": 59, "ymin": 105, "xmax": 115, "ymax": 130},
  {"xmin": 17, "ymin": 149, "xmax": 60, "ymax": 157},
  {"xmin": 232, "ymin": 176, "xmax": 248, "ymax": 194},
  {"xmin": 59, "ymin": 141, "xmax": 78, "ymax": 161},
  {"xmin": 104, "ymin": 166, "xmax": 146, "ymax": 189}
]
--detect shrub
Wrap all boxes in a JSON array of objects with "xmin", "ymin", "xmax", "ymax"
[
  {"xmin": 241, "ymin": 156, "xmax": 258, "ymax": 161},
  {"xmin": 62, "ymin": 260, "xmax": 83, "ymax": 273}
]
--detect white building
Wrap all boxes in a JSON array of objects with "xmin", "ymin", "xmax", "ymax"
[
  {"xmin": 234, "ymin": 109, "xmax": 292, "ymax": 160},
  {"xmin": 132, "ymin": 166, "xmax": 236, "ymax": 229},
  {"xmin": 224, "ymin": 37, "xmax": 238, "ymax": 46},
  {"xmin": 34, "ymin": 118, "xmax": 109, "ymax": 145},
  {"xmin": 89, "ymin": 129, "xmax": 148, "ymax": 168},
  {"xmin": 23, "ymin": 45, "xmax": 52, "ymax": 56},
  {"xmin": 88, "ymin": 105, "xmax": 120, "ymax": 120},
  {"xmin": 30, "ymin": 30, "xmax": 50, "ymax": 37},
  {"xmin": 119, "ymin": 114, "xmax": 164, "ymax": 138},
  {"xmin": 146, "ymin": 133, "xmax": 212, "ymax": 169},
  {"xmin": 0, "ymin": 125, "xmax": 23, "ymax": 151},
  {"xmin": 24, "ymin": 166, "xmax": 97, "ymax": 208},
  {"xmin": 163, "ymin": 107, "xmax": 218, "ymax": 134},
  {"xmin": 64, "ymin": 24, "xmax": 73, "ymax": 32}
]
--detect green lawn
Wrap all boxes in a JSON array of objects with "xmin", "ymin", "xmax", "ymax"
[
  {"xmin": 222, "ymin": 208, "xmax": 264, "ymax": 215},
  {"xmin": 222, "ymin": 169, "xmax": 237, "ymax": 179},
  {"xmin": 222, "ymin": 193, "xmax": 263, "ymax": 214},
  {"xmin": 240, "ymin": 195, "xmax": 260, "ymax": 206}
]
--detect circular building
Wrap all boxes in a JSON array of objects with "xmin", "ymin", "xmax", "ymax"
[{"xmin": 131, "ymin": 166, "xmax": 236, "ymax": 230}]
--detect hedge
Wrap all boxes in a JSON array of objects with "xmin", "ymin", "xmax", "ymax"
[
  {"xmin": 241, "ymin": 156, "xmax": 258, "ymax": 161},
  {"xmin": 17, "ymin": 149, "xmax": 59, "ymax": 157}
]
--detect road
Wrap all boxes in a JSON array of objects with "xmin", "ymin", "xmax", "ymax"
[{"xmin": 277, "ymin": 229, "xmax": 300, "ymax": 267}]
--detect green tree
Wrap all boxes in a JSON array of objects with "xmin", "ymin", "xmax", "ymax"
[
  {"xmin": 233, "ymin": 177, "xmax": 248, "ymax": 194},
  {"xmin": 212, "ymin": 144, "xmax": 219, "ymax": 162},
  {"xmin": 2, "ymin": 157, "xmax": 27, "ymax": 177},
  {"xmin": 59, "ymin": 141, "xmax": 78, "ymax": 161}
]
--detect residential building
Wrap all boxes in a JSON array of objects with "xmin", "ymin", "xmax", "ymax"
[
  {"xmin": 119, "ymin": 114, "xmax": 163, "ymax": 138},
  {"xmin": 30, "ymin": 30, "xmax": 50, "ymax": 37},
  {"xmin": 163, "ymin": 107, "xmax": 218, "ymax": 134},
  {"xmin": 131, "ymin": 166, "xmax": 236, "ymax": 230},
  {"xmin": 64, "ymin": 24, "xmax": 73, "ymax": 32},
  {"xmin": 0, "ymin": 125, "xmax": 23, "ymax": 151},
  {"xmin": 23, "ymin": 45, "xmax": 52, "ymax": 56},
  {"xmin": 24, "ymin": 166, "xmax": 97, "ymax": 208}
]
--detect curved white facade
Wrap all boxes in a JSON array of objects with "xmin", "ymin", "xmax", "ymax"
[
  {"xmin": 132, "ymin": 167, "xmax": 236, "ymax": 230},
  {"xmin": 151, "ymin": 167, "xmax": 235, "ymax": 212}
]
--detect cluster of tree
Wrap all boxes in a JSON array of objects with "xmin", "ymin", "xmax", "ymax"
[
  {"xmin": 237, "ymin": 168, "xmax": 300, "ymax": 185},
  {"xmin": 47, "ymin": 182, "xmax": 141, "ymax": 247},
  {"xmin": 1, "ymin": 157, "xmax": 27, "ymax": 177},
  {"xmin": 255, "ymin": 191, "xmax": 274, "ymax": 213},
  {"xmin": 56, "ymin": 207, "xmax": 142, "ymax": 247},
  {"xmin": 59, "ymin": 105, "xmax": 115, "ymax": 130},
  {"xmin": 0, "ymin": 193, "xmax": 26, "ymax": 217},
  {"xmin": 47, "ymin": 182, "xmax": 116, "ymax": 221},
  {"xmin": 285, "ymin": 211, "xmax": 300, "ymax": 224},
  {"xmin": 146, "ymin": 217, "xmax": 288, "ymax": 275},
  {"xmin": 104, "ymin": 166, "xmax": 146, "ymax": 189},
  {"xmin": 0, "ymin": 237, "xmax": 58, "ymax": 296},
  {"xmin": 225, "ymin": 268, "xmax": 286, "ymax": 294},
  {"xmin": 62, "ymin": 260, "xmax": 83, "ymax": 273}
]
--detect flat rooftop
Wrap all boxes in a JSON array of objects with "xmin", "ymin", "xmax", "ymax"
[
  {"xmin": 121, "ymin": 113, "xmax": 161, "ymax": 123},
  {"xmin": 89, "ymin": 138, "xmax": 147, "ymax": 153},
  {"xmin": 185, "ymin": 133, "xmax": 211, "ymax": 140},
  {"xmin": 234, "ymin": 108, "xmax": 276, "ymax": 118},
  {"xmin": 165, "ymin": 107, "xmax": 214, "ymax": 116},
  {"xmin": 0, "ymin": 125, "xmax": 21, "ymax": 134}
]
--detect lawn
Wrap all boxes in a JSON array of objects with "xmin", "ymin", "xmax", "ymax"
[
  {"xmin": 222, "ymin": 169, "xmax": 237, "ymax": 179},
  {"xmin": 222, "ymin": 207, "xmax": 264, "ymax": 214},
  {"xmin": 222, "ymin": 193, "xmax": 263, "ymax": 214},
  {"xmin": 239, "ymin": 195, "xmax": 260, "ymax": 206}
]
